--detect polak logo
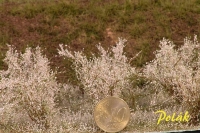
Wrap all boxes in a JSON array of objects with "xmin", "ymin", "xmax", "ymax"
[{"xmin": 155, "ymin": 110, "xmax": 190, "ymax": 125}]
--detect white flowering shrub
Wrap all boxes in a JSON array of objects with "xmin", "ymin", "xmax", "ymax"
[
  {"xmin": 60, "ymin": 109, "xmax": 98, "ymax": 133},
  {"xmin": 0, "ymin": 45, "xmax": 59, "ymax": 129},
  {"xmin": 1, "ymin": 35, "xmax": 200, "ymax": 132},
  {"xmin": 144, "ymin": 35, "xmax": 200, "ymax": 124},
  {"xmin": 58, "ymin": 38, "xmax": 136, "ymax": 102}
]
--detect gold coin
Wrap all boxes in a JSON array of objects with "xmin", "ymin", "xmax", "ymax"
[{"xmin": 93, "ymin": 96, "xmax": 130, "ymax": 132}]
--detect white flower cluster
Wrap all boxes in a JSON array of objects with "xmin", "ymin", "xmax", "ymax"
[
  {"xmin": 0, "ymin": 45, "xmax": 58, "ymax": 129},
  {"xmin": 58, "ymin": 38, "xmax": 136, "ymax": 102},
  {"xmin": 62, "ymin": 109, "xmax": 98, "ymax": 133},
  {"xmin": 144, "ymin": 35, "xmax": 200, "ymax": 105},
  {"xmin": 0, "ymin": 35, "xmax": 200, "ymax": 132}
]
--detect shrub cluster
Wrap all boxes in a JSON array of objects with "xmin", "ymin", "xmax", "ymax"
[{"xmin": 0, "ymin": 36, "xmax": 199, "ymax": 132}]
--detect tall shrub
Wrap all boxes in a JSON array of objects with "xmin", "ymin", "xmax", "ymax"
[
  {"xmin": 144, "ymin": 35, "xmax": 200, "ymax": 125},
  {"xmin": 0, "ymin": 45, "xmax": 58, "ymax": 129},
  {"xmin": 58, "ymin": 38, "xmax": 136, "ymax": 102}
]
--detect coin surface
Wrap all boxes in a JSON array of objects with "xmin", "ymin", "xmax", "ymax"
[{"xmin": 94, "ymin": 96, "xmax": 130, "ymax": 132}]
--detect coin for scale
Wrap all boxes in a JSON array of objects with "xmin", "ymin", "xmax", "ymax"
[{"xmin": 94, "ymin": 96, "xmax": 130, "ymax": 132}]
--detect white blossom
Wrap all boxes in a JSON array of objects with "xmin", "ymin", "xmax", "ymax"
[
  {"xmin": 0, "ymin": 45, "xmax": 59, "ymax": 129},
  {"xmin": 144, "ymin": 35, "xmax": 200, "ymax": 104},
  {"xmin": 58, "ymin": 38, "xmax": 136, "ymax": 102}
]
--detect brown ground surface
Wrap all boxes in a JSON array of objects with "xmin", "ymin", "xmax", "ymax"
[{"xmin": 0, "ymin": 1, "xmax": 200, "ymax": 84}]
